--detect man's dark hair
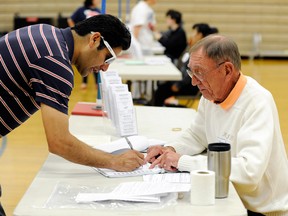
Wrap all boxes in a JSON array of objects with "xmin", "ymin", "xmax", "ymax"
[
  {"xmin": 72, "ymin": 14, "xmax": 131, "ymax": 50},
  {"xmin": 84, "ymin": 0, "xmax": 93, "ymax": 8},
  {"xmin": 166, "ymin": 9, "xmax": 182, "ymax": 25},
  {"xmin": 192, "ymin": 23, "xmax": 219, "ymax": 37}
]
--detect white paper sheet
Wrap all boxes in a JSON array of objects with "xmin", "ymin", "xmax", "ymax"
[
  {"xmin": 93, "ymin": 135, "xmax": 149, "ymax": 153},
  {"xmin": 75, "ymin": 135, "xmax": 166, "ymax": 154},
  {"xmin": 76, "ymin": 193, "xmax": 161, "ymax": 203},
  {"xmin": 100, "ymin": 71, "xmax": 122, "ymax": 119},
  {"xmin": 75, "ymin": 181, "xmax": 190, "ymax": 203},
  {"xmin": 111, "ymin": 182, "xmax": 190, "ymax": 196},
  {"xmin": 108, "ymin": 84, "xmax": 129, "ymax": 126},
  {"xmin": 93, "ymin": 163, "xmax": 165, "ymax": 178},
  {"xmin": 143, "ymin": 172, "xmax": 191, "ymax": 183},
  {"xmin": 116, "ymin": 92, "xmax": 138, "ymax": 136}
]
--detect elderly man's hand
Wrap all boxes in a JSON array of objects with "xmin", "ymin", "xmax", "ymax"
[{"xmin": 149, "ymin": 150, "xmax": 180, "ymax": 172}]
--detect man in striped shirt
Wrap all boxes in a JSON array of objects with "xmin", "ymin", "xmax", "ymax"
[{"xmin": 0, "ymin": 14, "xmax": 144, "ymax": 184}]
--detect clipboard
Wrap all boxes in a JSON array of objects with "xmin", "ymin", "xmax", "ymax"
[{"xmin": 93, "ymin": 163, "xmax": 165, "ymax": 178}]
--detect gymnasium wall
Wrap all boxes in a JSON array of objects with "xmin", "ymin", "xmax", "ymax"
[{"xmin": 1, "ymin": 0, "xmax": 288, "ymax": 57}]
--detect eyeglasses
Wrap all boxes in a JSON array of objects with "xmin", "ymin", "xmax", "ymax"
[
  {"xmin": 91, "ymin": 32, "xmax": 117, "ymax": 65},
  {"xmin": 100, "ymin": 36, "xmax": 117, "ymax": 64},
  {"xmin": 186, "ymin": 61, "xmax": 226, "ymax": 81}
]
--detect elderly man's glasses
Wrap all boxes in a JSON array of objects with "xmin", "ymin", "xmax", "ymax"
[{"xmin": 186, "ymin": 61, "xmax": 226, "ymax": 81}]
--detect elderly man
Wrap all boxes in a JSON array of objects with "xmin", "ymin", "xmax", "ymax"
[{"xmin": 145, "ymin": 35, "xmax": 288, "ymax": 215}]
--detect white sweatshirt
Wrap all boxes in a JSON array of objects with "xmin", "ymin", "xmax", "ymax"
[
  {"xmin": 130, "ymin": 1, "xmax": 156, "ymax": 50},
  {"xmin": 169, "ymin": 75, "xmax": 288, "ymax": 215}
]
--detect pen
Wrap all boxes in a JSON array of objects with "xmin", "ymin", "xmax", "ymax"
[{"xmin": 124, "ymin": 136, "xmax": 133, "ymax": 150}]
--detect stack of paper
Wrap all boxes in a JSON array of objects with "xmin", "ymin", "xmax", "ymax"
[
  {"xmin": 100, "ymin": 70, "xmax": 138, "ymax": 137},
  {"xmin": 143, "ymin": 172, "xmax": 191, "ymax": 183},
  {"xmin": 75, "ymin": 181, "xmax": 190, "ymax": 203}
]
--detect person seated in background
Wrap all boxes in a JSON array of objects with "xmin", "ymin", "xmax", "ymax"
[
  {"xmin": 152, "ymin": 23, "xmax": 218, "ymax": 107},
  {"xmin": 67, "ymin": 0, "xmax": 101, "ymax": 90},
  {"xmin": 153, "ymin": 9, "xmax": 187, "ymax": 65},
  {"xmin": 145, "ymin": 35, "xmax": 288, "ymax": 215}
]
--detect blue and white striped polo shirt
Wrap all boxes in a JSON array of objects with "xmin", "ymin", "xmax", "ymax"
[{"xmin": 0, "ymin": 24, "xmax": 74, "ymax": 137}]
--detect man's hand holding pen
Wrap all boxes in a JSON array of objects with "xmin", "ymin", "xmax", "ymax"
[{"xmin": 111, "ymin": 150, "xmax": 145, "ymax": 172}]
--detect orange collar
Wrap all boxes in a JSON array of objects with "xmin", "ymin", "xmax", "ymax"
[{"xmin": 219, "ymin": 74, "xmax": 247, "ymax": 110}]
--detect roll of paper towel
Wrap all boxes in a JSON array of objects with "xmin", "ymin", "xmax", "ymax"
[{"xmin": 190, "ymin": 170, "xmax": 215, "ymax": 205}]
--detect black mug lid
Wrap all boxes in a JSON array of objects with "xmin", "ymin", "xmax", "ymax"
[{"xmin": 208, "ymin": 143, "xmax": 230, "ymax": 151}]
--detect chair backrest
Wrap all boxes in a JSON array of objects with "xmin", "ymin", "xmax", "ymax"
[
  {"xmin": 14, "ymin": 14, "xmax": 54, "ymax": 30},
  {"xmin": 57, "ymin": 14, "xmax": 69, "ymax": 28}
]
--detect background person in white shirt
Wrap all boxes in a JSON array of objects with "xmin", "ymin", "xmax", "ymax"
[
  {"xmin": 130, "ymin": 0, "xmax": 156, "ymax": 54},
  {"xmin": 128, "ymin": 0, "xmax": 157, "ymax": 102},
  {"xmin": 145, "ymin": 35, "xmax": 288, "ymax": 216}
]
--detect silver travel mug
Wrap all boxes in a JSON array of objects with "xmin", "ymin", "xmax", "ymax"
[{"xmin": 207, "ymin": 143, "xmax": 231, "ymax": 198}]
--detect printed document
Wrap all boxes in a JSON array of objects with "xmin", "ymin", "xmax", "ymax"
[{"xmin": 94, "ymin": 163, "xmax": 164, "ymax": 178}]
